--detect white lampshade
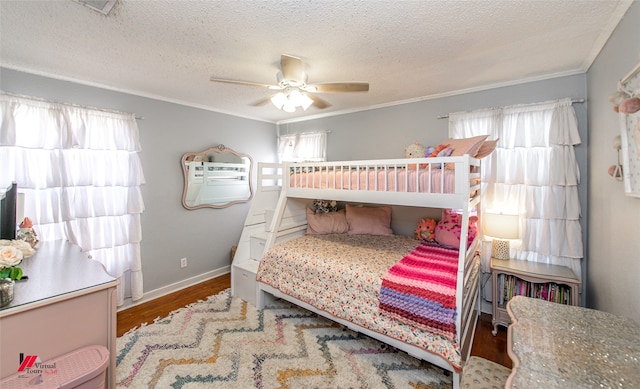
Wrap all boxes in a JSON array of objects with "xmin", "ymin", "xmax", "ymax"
[
  {"xmin": 483, "ymin": 212, "xmax": 519, "ymax": 260},
  {"xmin": 483, "ymin": 212, "xmax": 519, "ymax": 239}
]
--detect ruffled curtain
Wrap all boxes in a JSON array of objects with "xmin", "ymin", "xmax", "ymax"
[
  {"xmin": 449, "ymin": 99, "xmax": 583, "ymax": 280},
  {"xmin": 0, "ymin": 94, "xmax": 145, "ymax": 305},
  {"xmin": 278, "ymin": 131, "xmax": 327, "ymax": 162}
]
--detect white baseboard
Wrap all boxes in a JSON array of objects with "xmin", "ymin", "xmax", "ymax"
[
  {"xmin": 117, "ymin": 266, "xmax": 230, "ymax": 312},
  {"xmin": 480, "ymin": 299, "xmax": 492, "ymax": 315}
]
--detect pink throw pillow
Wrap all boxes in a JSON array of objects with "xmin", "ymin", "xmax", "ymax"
[
  {"xmin": 306, "ymin": 208, "xmax": 349, "ymax": 235},
  {"xmin": 475, "ymin": 138, "xmax": 499, "ymax": 159},
  {"xmin": 445, "ymin": 135, "xmax": 489, "ymax": 157},
  {"xmin": 346, "ymin": 204, "xmax": 393, "ymax": 236}
]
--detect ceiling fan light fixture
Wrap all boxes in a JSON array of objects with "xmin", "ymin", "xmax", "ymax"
[
  {"xmin": 282, "ymin": 103, "xmax": 296, "ymax": 113},
  {"xmin": 271, "ymin": 88, "xmax": 314, "ymax": 112},
  {"xmin": 300, "ymin": 93, "xmax": 313, "ymax": 110},
  {"xmin": 270, "ymin": 92, "xmax": 288, "ymax": 109}
]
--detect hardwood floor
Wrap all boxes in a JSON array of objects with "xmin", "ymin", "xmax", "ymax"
[
  {"xmin": 117, "ymin": 273, "xmax": 512, "ymax": 368},
  {"xmin": 117, "ymin": 274, "xmax": 231, "ymax": 337},
  {"xmin": 471, "ymin": 311, "xmax": 512, "ymax": 368}
]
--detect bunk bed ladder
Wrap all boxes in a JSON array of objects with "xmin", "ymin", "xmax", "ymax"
[{"xmin": 262, "ymin": 178, "xmax": 307, "ymax": 254}]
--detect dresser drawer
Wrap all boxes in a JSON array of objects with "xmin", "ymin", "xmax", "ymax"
[
  {"xmin": 494, "ymin": 306, "xmax": 510, "ymax": 325},
  {"xmin": 232, "ymin": 262, "xmax": 258, "ymax": 305},
  {"xmin": 250, "ymin": 236, "xmax": 267, "ymax": 260}
]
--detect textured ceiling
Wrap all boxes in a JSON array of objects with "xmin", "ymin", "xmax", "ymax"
[{"xmin": 0, "ymin": 0, "xmax": 633, "ymax": 123}]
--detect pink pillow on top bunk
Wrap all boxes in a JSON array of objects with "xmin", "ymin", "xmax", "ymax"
[
  {"xmin": 444, "ymin": 135, "xmax": 488, "ymax": 157},
  {"xmin": 306, "ymin": 208, "xmax": 349, "ymax": 235},
  {"xmin": 434, "ymin": 209, "xmax": 478, "ymax": 248},
  {"xmin": 345, "ymin": 204, "xmax": 393, "ymax": 236},
  {"xmin": 474, "ymin": 138, "xmax": 499, "ymax": 159}
]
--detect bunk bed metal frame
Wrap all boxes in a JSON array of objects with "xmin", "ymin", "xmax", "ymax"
[{"xmin": 238, "ymin": 156, "xmax": 481, "ymax": 389}]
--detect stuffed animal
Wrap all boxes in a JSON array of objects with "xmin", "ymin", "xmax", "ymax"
[
  {"xmin": 312, "ymin": 199, "xmax": 338, "ymax": 213},
  {"xmin": 404, "ymin": 141, "xmax": 427, "ymax": 169},
  {"xmin": 434, "ymin": 209, "xmax": 478, "ymax": 248},
  {"xmin": 421, "ymin": 144, "xmax": 453, "ymax": 168},
  {"xmin": 415, "ymin": 217, "xmax": 437, "ymax": 241},
  {"xmin": 405, "ymin": 141, "xmax": 426, "ymax": 158}
]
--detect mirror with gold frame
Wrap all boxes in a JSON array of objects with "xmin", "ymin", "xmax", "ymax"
[{"xmin": 181, "ymin": 145, "xmax": 253, "ymax": 209}]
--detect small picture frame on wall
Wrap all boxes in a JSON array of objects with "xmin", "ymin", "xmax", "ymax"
[{"xmin": 618, "ymin": 62, "xmax": 640, "ymax": 198}]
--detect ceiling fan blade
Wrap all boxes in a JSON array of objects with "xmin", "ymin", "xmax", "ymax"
[
  {"xmin": 307, "ymin": 82, "xmax": 369, "ymax": 93},
  {"xmin": 251, "ymin": 96, "xmax": 273, "ymax": 107},
  {"xmin": 306, "ymin": 93, "xmax": 331, "ymax": 109},
  {"xmin": 280, "ymin": 54, "xmax": 304, "ymax": 83},
  {"xmin": 210, "ymin": 77, "xmax": 281, "ymax": 89}
]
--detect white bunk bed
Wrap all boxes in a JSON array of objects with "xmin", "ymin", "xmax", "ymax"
[{"xmin": 233, "ymin": 155, "xmax": 481, "ymax": 389}]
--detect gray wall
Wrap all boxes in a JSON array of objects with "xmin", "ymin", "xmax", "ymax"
[
  {"xmin": 0, "ymin": 68, "xmax": 277, "ymax": 296},
  {"xmin": 586, "ymin": 2, "xmax": 640, "ymax": 323}
]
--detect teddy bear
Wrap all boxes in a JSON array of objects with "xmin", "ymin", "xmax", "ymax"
[
  {"xmin": 434, "ymin": 209, "xmax": 478, "ymax": 248},
  {"xmin": 415, "ymin": 217, "xmax": 437, "ymax": 241},
  {"xmin": 404, "ymin": 141, "xmax": 427, "ymax": 169},
  {"xmin": 405, "ymin": 141, "xmax": 426, "ymax": 158}
]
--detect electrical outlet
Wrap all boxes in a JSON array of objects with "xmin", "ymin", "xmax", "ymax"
[{"xmin": 180, "ymin": 257, "xmax": 187, "ymax": 268}]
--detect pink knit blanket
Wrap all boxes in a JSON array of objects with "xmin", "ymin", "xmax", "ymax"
[{"xmin": 378, "ymin": 242, "xmax": 459, "ymax": 340}]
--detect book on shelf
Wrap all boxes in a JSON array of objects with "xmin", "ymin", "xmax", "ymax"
[{"xmin": 497, "ymin": 274, "xmax": 571, "ymax": 306}]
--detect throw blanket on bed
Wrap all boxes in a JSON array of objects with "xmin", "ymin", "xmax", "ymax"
[{"xmin": 379, "ymin": 242, "xmax": 459, "ymax": 340}]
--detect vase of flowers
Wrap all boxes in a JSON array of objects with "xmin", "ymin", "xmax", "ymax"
[
  {"xmin": 0, "ymin": 240, "xmax": 36, "ymax": 307},
  {"xmin": 0, "ymin": 278, "xmax": 14, "ymax": 307}
]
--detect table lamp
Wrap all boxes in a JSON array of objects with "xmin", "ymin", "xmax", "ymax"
[{"xmin": 483, "ymin": 212, "xmax": 519, "ymax": 260}]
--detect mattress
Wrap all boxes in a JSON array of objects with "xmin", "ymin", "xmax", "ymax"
[{"xmin": 255, "ymin": 234, "xmax": 462, "ymax": 369}]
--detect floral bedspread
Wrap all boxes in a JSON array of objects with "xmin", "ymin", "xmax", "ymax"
[{"xmin": 255, "ymin": 234, "xmax": 462, "ymax": 370}]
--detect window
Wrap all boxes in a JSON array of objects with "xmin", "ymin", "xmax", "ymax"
[
  {"xmin": 449, "ymin": 99, "xmax": 583, "ymax": 280},
  {"xmin": 278, "ymin": 131, "xmax": 327, "ymax": 162},
  {"xmin": 0, "ymin": 94, "xmax": 145, "ymax": 305}
]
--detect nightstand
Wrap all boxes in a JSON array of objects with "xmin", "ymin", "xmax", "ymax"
[{"xmin": 490, "ymin": 257, "xmax": 580, "ymax": 335}]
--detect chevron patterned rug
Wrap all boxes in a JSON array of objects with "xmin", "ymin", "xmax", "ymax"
[{"xmin": 116, "ymin": 289, "xmax": 452, "ymax": 388}]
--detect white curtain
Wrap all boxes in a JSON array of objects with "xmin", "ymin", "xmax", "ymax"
[
  {"xmin": 449, "ymin": 99, "xmax": 583, "ymax": 280},
  {"xmin": 0, "ymin": 94, "xmax": 145, "ymax": 305},
  {"xmin": 278, "ymin": 131, "xmax": 327, "ymax": 162}
]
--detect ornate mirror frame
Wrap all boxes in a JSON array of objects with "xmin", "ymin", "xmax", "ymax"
[{"xmin": 181, "ymin": 144, "xmax": 253, "ymax": 209}]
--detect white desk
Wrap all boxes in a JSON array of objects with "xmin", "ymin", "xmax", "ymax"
[
  {"xmin": 506, "ymin": 296, "xmax": 640, "ymax": 388},
  {"xmin": 0, "ymin": 240, "xmax": 118, "ymax": 388}
]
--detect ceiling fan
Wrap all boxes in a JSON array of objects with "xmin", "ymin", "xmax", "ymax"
[{"xmin": 210, "ymin": 54, "xmax": 369, "ymax": 112}]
